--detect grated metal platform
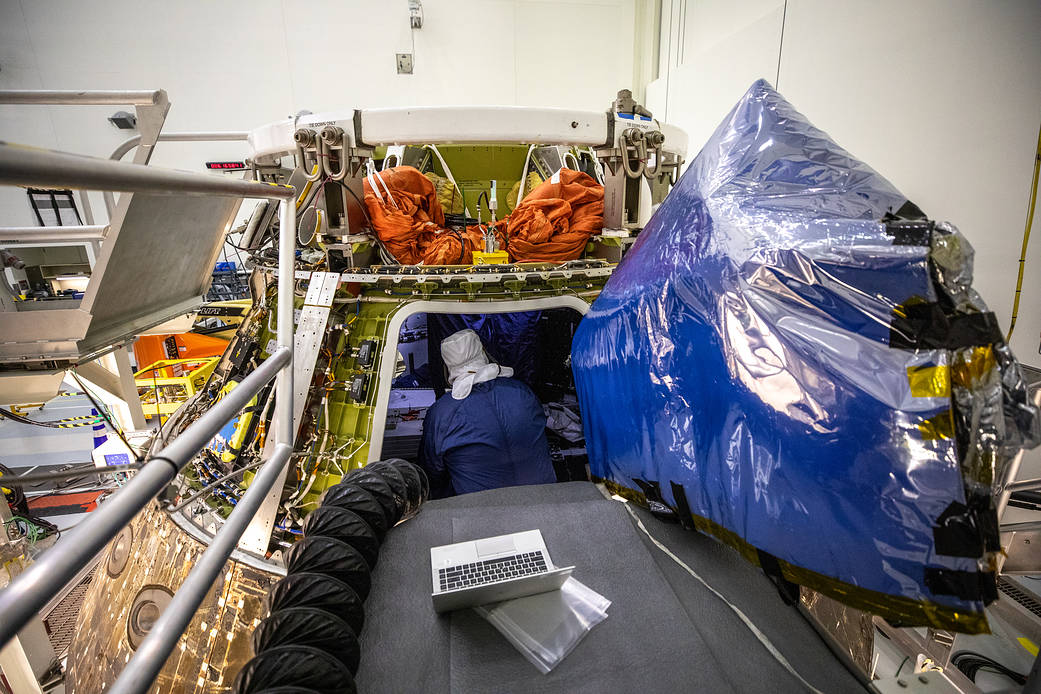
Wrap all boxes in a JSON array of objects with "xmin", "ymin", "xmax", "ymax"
[{"xmin": 44, "ymin": 565, "xmax": 96, "ymax": 659}]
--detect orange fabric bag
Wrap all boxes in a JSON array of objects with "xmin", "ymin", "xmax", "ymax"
[
  {"xmin": 421, "ymin": 224, "xmax": 508, "ymax": 265},
  {"xmin": 362, "ymin": 166, "xmax": 445, "ymax": 264},
  {"xmin": 507, "ymin": 169, "xmax": 604, "ymax": 262}
]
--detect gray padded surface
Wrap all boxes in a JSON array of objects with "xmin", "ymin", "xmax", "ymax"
[{"xmin": 356, "ymin": 482, "xmax": 866, "ymax": 692}]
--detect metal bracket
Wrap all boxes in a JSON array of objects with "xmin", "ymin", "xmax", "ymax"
[
  {"xmin": 113, "ymin": 342, "xmax": 147, "ymax": 430},
  {"xmin": 237, "ymin": 271, "xmax": 339, "ymax": 553}
]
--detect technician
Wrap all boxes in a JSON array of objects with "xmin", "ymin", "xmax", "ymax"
[{"xmin": 419, "ymin": 329, "xmax": 554, "ymax": 497}]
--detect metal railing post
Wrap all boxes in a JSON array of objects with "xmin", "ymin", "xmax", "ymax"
[
  {"xmin": 106, "ymin": 444, "xmax": 293, "ymax": 694},
  {"xmin": 276, "ymin": 198, "xmax": 296, "ymax": 446},
  {"xmin": 0, "ymin": 349, "xmax": 289, "ymax": 650},
  {"xmin": 107, "ymin": 197, "xmax": 296, "ymax": 692},
  {"xmin": 105, "ymin": 131, "xmax": 250, "ymax": 215}
]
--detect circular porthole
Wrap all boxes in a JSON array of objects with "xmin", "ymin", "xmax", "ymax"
[
  {"xmin": 106, "ymin": 526, "xmax": 134, "ymax": 578},
  {"xmin": 127, "ymin": 585, "xmax": 173, "ymax": 650}
]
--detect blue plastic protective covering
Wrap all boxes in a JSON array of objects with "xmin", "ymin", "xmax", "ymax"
[{"xmin": 572, "ymin": 80, "xmax": 1040, "ymax": 630}]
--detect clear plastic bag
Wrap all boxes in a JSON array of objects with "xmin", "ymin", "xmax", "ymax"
[{"xmin": 474, "ymin": 577, "xmax": 610, "ymax": 674}]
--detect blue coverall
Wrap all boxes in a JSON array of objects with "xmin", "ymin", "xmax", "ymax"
[{"xmin": 419, "ymin": 378, "xmax": 555, "ymax": 497}]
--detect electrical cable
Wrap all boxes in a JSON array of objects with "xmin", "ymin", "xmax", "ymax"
[
  {"xmin": 951, "ymin": 650, "xmax": 1027, "ymax": 685},
  {"xmin": 424, "ymin": 144, "xmax": 471, "ymax": 217},
  {"xmin": 169, "ymin": 458, "xmax": 265, "ymax": 513},
  {"xmin": 0, "ymin": 407, "xmax": 95, "ymax": 429},
  {"xmin": 620, "ymin": 501, "xmax": 826, "ymax": 694},
  {"xmin": 69, "ymin": 370, "xmax": 143, "ymax": 462},
  {"xmin": 0, "ymin": 463, "xmax": 141, "ymax": 487},
  {"xmin": 5, "ymin": 515, "xmax": 52, "ymax": 544},
  {"xmin": 1006, "ymin": 119, "xmax": 1041, "ymax": 342}
]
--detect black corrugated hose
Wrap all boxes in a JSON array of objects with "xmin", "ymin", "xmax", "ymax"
[{"xmin": 232, "ymin": 459, "xmax": 428, "ymax": 694}]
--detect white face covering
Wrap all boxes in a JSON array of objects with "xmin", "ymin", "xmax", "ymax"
[{"xmin": 441, "ymin": 329, "xmax": 514, "ymax": 400}]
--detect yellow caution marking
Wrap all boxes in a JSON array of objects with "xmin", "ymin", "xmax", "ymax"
[
  {"xmin": 907, "ymin": 365, "xmax": 950, "ymax": 398},
  {"xmin": 1019, "ymin": 637, "xmax": 1039, "ymax": 657}
]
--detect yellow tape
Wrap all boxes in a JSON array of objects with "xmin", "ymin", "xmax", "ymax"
[
  {"xmin": 918, "ymin": 411, "xmax": 954, "ymax": 440},
  {"xmin": 596, "ymin": 476, "xmax": 992, "ymax": 634},
  {"xmin": 907, "ymin": 365, "xmax": 950, "ymax": 398},
  {"xmin": 1019, "ymin": 637, "xmax": 1039, "ymax": 657},
  {"xmin": 951, "ymin": 346, "xmax": 997, "ymax": 389}
]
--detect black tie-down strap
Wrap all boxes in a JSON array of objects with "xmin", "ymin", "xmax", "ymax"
[
  {"xmin": 632, "ymin": 478, "xmax": 678, "ymax": 523},
  {"xmin": 669, "ymin": 482, "xmax": 698, "ymax": 532},
  {"xmin": 756, "ymin": 549, "xmax": 801, "ymax": 607}
]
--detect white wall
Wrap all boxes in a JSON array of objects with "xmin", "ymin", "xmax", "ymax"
[
  {"xmin": 647, "ymin": 0, "xmax": 1041, "ymax": 367},
  {"xmin": 0, "ymin": 0, "xmax": 637, "ymax": 226}
]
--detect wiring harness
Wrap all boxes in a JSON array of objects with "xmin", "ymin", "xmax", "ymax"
[{"xmin": 950, "ymin": 650, "xmax": 1026, "ymax": 685}]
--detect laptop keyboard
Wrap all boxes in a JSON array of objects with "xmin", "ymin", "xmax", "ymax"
[{"xmin": 438, "ymin": 551, "xmax": 548, "ymax": 591}]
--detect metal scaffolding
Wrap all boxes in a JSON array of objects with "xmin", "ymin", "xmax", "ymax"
[{"xmin": 0, "ymin": 90, "xmax": 296, "ymax": 694}]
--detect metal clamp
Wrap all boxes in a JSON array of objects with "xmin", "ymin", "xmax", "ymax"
[
  {"xmin": 643, "ymin": 130, "xmax": 665, "ymax": 179},
  {"xmin": 621, "ymin": 128, "xmax": 646, "ymax": 179},
  {"xmin": 318, "ymin": 126, "xmax": 350, "ymax": 181},
  {"xmin": 294, "ymin": 129, "xmax": 323, "ymax": 182}
]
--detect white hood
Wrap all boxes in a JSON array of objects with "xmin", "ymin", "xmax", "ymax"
[{"xmin": 441, "ymin": 329, "xmax": 514, "ymax": 400}]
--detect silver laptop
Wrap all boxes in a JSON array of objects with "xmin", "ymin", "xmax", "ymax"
[{"xmin": 430, "ymin": 529, "xmax": 573, "ymax": 613}]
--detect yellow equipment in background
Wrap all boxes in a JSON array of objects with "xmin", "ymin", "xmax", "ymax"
[
  {"xmin": 134, "ymin": 357, "xmax": 219, "ymax": 422},
  {"xmin": 206, "ymin": 379, "xmax": 258, "ymax": 465},
  {"xmin": 472, "ymin": 250, "xmax": 509, "ymax": 265}
]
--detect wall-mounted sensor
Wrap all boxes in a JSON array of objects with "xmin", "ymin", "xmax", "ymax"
[
  {"xmin": 408, "ymin": 0, "xmax": 424, "ymax": 29},
  {"xmin": 108, "ymin": 110, "xmax": 137, "ymax": 130}
]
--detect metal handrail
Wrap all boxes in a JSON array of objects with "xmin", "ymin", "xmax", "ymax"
[
  {"xmin": 0, "ymin": 224, "xmax": 108, "ymax": 244},
  {"xmin": 104, "ymin": 131, "xmax": 251, "ymax": 215},
  {"xmin": 0, "ymin": 145, "xmax": 297, "ymax": 694},
  {"xmin": 109, "ymin": 443, "xmax": 294, "ymax": 693},
  {"xmin": 0, "ymin": 347, "xmax": 289, "ymax": 644},
  {"xmin": 1003, "ymin": 477, "xmax": 1041, "ymax": 495},
  {"xmin": 0, "ymin": 90, "xmax": 164, "ymax": 106},
  {"xmin": 996, "ymin": 388, "xmax": 1041, "ymax": 520},
  {"xmin": 110, "ymin": 131, "xmax": 250, "ymax": 161},
  {"xmin": 0, "ymin": 142, "xmax": 291, "ymax": 199},
  {"xmin": 999, "ymin": 519, "xmax": 1041, "ymax": 533}
]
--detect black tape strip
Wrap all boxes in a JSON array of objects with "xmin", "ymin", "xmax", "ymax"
[
  {"xmin": 885, "ymin": 219, "xmax": 933, "ymax": 246},
  {"xmin": 882, "ymin": 199, "xmax": 928, "ymax": 223},
  {"xmin": 890, "ymin": 303, "xmax": 1001, "ymax": 350},
  {"xmin": 669, "ymin": 482, "xmax": 697, "ymax": 531},
  {"xmin": 932, "ymin": 492, "xmax": 1000, "ymax": 558},
  {"xmin": 756, "ymin": 549, "xmax": 800, "ymax": 606},
  {"xmin": 924, "ymin": 568, "xmax": 997, "ymax": 603},
  {"xmin": 932, "ymin": 501, "xmax": 982, "ymax": 558}
]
